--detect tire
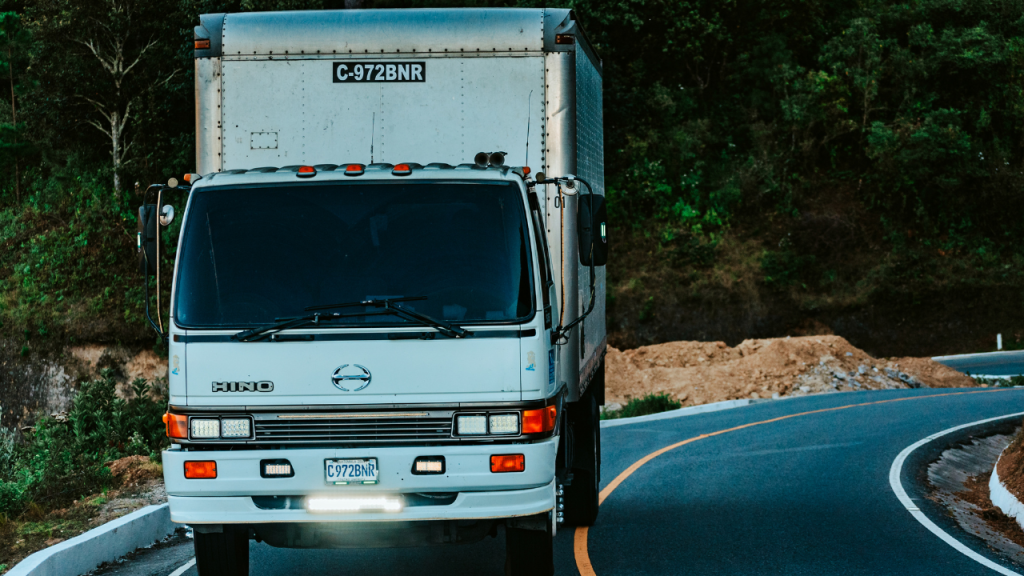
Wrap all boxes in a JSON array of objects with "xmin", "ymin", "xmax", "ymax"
[
  {"xmin": 563, "ymin": 392, "xmax": 600, "ymax": 526},
  {"xmin": 194, "ymin": 525, "xmax": 249, "ymax": 576},
  {"xmin": 505, "ymin": 522, "xmax": 554, "ymax": 576}
]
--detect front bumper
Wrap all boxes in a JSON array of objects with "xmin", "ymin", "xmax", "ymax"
[
  {"xmin": 162, "ymin": 436, "xmax": 557, "ymax": 524},
  {"xmin": 169, "ymin": 481, "xmax": 554, "ymax": 524}
]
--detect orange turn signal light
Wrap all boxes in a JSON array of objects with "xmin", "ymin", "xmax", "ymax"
[
  {"xmin": 522, "ymin": 405, "xmax": 557, "ymax": 434},
  {"xmin": 165, "ymin": 413, "xmax": 188, "ymax": 439},
  {"xmin": 184, "ymin": 461, "xmax": 217, "ymax": 479},
  {"xmin": 522, "ymin": 166, "xmax": 532, "ymax": 176},
  {"xmin": 195, "ymin": 39, "xmax": 211, "ymax": 50},
  {"xmin": 490, "ymin": 454, "xmax": 525, "ymax": 473}
]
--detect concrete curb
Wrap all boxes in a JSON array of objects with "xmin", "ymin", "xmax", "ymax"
[
  {"xmin": 600, "ymin": 397, "xmax": 773, "ymax": 428},
  {"xmin": 889, "ymin": 411, "xmax": 1024, "ymax": 576},
  {"xmin": 990, "ymin": 454, "xmax": 1024, "ymax": 531},
  {"xmin": 7, "ymin": 503, "xmax": 176, "ymax": 576}
]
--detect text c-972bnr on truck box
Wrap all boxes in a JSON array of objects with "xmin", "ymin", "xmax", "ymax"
[{"xmin": 136, "ymin": 8, "xmax": 607, "ymax": 575}]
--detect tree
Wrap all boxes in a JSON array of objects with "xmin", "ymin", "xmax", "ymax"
[
  {"xmin": 29, "ymin": 0, "xmax": 182, "ymax": 192},
  {"xmin": 0, "ymin": 11, "xmax": 30, "ymax": 202}
]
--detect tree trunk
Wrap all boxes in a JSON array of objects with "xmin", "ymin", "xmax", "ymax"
[
  {"xmin": 8, "ymin": 44, "xmax": 17, "ymax": 203},
  {"xmin": 112, "ymin": 109, "xmax": 121, "ymax": 192}
]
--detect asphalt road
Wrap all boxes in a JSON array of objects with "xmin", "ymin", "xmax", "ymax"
[
  {"xmin": 934, "ymin": 350, "xmax": 1024, "ymax": 377},
  {"xmin": 109, "ymin": 387, "xmax": 1024, "ymax": 576}
]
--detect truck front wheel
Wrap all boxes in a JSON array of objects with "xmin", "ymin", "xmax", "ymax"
[
  {"xmin": 505, "ymin": 522, "xmax": 554, "ymax": 576},
  {"xmin": 194, "ymin": 525, "xmax": 249, "ymax": 576},
  {"xmin": 563, "ymin": 391, "xmax": 600, "ymax": 525}
]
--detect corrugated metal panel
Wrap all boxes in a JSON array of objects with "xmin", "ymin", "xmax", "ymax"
[
  {"xmin": 575, "ymin": 43, "xmax": 606, "ymax": 384},
  {"xmin": 221, "ymin": 9, "xmax": 545, "ymax": 57}
]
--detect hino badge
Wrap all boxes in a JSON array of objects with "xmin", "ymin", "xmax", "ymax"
[{"xmin": 137, "ymin": 8, "xmax": 607, "ymax": 575}]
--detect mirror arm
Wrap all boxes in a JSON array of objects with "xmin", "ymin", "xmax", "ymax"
[
  {"xmin": 141, "ymin": 252, "xmax": 166, "ymax": 342},
  {"xmin": 139, "ymin": 181, "xmax": 186, "ymax": 344},
  {"xmin": 551, "ymin": 176, "xmax": 598, "ymax": 344}
]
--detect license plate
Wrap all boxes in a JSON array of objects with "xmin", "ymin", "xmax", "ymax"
[{"xmin": 325, "ymin": 458, "xmax": 379, "ymax": 485}]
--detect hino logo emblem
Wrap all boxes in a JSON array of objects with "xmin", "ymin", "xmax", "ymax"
[
  {"xmin": 332, "ymin": 364, "xmax": 372, "ymax": 392},
  {"xmin": 213, "ymin": 381, "xmax": 274, "ymax": 393}
]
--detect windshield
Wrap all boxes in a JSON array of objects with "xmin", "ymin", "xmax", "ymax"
[{"xmin": 174, "ymin": 180, "xmax": 535, "ymax": 328}]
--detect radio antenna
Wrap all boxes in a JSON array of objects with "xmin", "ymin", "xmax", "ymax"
[
  {"xmin": 370, "ymin": 112, "xmax": 375, "ymax": 164},
  {"xmin": 525, "ymin": 90, "xmax": 533, "ymax": 167}
]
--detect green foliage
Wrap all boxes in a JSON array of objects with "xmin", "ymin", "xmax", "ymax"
[
  {"xmin": 0, "ymin": 0, "xmax": 1020, "ymax": 345},
  {"xmin": 573, "ymin": 0, "xmax": 1024, "ymax": 256},
  {"xmin": 0, "ymin": 372, "xmax": 167, "ymax": 518},
  {"xmin": 761, "ymin": 250, "xmax": 817, "ymax": 288},
  {"xmin": 600, "ymin": 393, "xmax": 682, "ymax": 420},
  {"xmin": 975, "ymin": 375, "xmax": 1024, "ymax": 388}
]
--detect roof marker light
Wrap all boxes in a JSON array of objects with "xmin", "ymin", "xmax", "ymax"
[
  {"xmin": 297, "ymin": 166, "xmax": 317, "ymax": 178},
  {"xmin": 344, "ymin": 164, "xmax": 365, "ymax": 176},
  {"xmin": 392, "ymin": 163, "xmax": 412, "ymax": 176}
]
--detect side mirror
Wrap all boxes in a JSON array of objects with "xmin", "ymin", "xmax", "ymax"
[
  {"xmin": 577, "ymin": 194, "xmax": 608, "ymax": 266},
  {"xmin": 160, "ymin": 204, "xmax": 175, "ymax": 226},
  {"xmin": 137, "ymin": 204, "xmax": 157, "ymax": 276}
]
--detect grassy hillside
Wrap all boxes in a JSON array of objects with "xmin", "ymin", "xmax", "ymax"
[{"xmin": 0, "ymin": 0, "xmax": 1023, "ymax": 365}]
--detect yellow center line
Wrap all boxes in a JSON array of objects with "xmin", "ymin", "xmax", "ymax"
[{"xmin": 573, "ymin": 388, "xmax": 1021, "ymax": 576}]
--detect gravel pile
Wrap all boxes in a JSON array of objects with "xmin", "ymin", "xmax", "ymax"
[{"xmin": 605, "ymin": 335, "xmax": 978, "ymax": 408}]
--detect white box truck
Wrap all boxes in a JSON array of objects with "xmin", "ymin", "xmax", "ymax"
[{"xmin": 136, "ymin": 8, "xmax": 607, "ymax": 575}]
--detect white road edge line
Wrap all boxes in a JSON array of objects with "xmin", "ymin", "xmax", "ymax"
[
  {"xmin": 889, "ymin": 411, "xmax": 1024, "ymax": 576},
  {"xmin": 168, "ymin": 557, "xmax": 196, "ymax": 576}
]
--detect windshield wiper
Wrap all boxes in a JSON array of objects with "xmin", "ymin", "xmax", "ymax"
[
  {"xmin": 306, "ymin": 297, "xmax": 469, "ymax": 338},
  {"xmin": 232, "ymin": 309, "xmax": 393, "ymax": 342}
]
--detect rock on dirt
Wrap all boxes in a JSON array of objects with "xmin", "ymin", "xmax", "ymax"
[{"xmin": 606, "ymin": 335, "xmax": 977, "ymax": 407}]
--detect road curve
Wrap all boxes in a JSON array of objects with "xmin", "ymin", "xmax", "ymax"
[
  {"xmin": 119, "ymin": 387, "xmax": 1024, "ymax": 576},
  {"xmin": 934, "ymin": 351, "xmax": 1024, "ymax": 378}
]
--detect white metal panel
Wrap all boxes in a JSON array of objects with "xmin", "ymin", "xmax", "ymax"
[
  {"xmin": 220, "ymin": 57, "xmax": 544, "ymax": 170},
  {"xmin": 195, "ymin": 57, "xmax": 222, "ymax": 174},
  {"xmin": 221, "ymin": 9, "xmax": 545, "ymax": 56},
  {"xmin": 185, "ymin": 336, "xmax": 521, "ymax": 406},
  {"xmin": 543, "ymin": 51, "xmax": 580, "ymax": 399}
]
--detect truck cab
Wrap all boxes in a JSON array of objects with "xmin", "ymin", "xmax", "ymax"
[{"xmin": 140, "ymin": 9, "xmax": 607, "ymax": 575}]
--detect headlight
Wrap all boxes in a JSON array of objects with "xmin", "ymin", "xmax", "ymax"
[
  {"xmin": 488, "ymin": 413, "xmax": 519, "ymax": 435},
  {"xmin": 455, "ymin": 414, "xmax": 487, "ymax": 435},
  {"xmin": 190, "ymin": 418, "xmax": 220, "ymax": 439},
  {"xmin": 221, "ymin": 418, "xmax": 251, "ymax": 438}
]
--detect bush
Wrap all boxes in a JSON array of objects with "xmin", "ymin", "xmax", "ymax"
[
  {"xmin": 0, "ymin": 371, "xmax": 167, "ymax": 518},
  {"xmin": 601, "ymin": 393, "xmax": 682, "ymax": 420}
]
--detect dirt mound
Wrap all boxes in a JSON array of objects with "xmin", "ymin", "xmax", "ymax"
[
  {"xmin": 605, "ymin": 335, "xmax": 977, "ymax": 407},
  {"xmin": 998, "ymin": 424, "xmax": 1024, "ymax": 503},
  {"xmin": 106, "ymin": 455, "xmax": 162, "ymax": 488}
]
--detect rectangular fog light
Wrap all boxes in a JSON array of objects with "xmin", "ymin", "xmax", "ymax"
[
  {"xmin": 490, "ymin": 454, "xmax": 525, "ymax": 473},
  {"xmin": 221, "ymin": 418, "xmax": 251, "ymax": 438},
  {"xmin": 306, "ymin": 496, "xmax": 402, "ymax": 513},
  {"xmin": 261, "ymin": 459, "xmax": 294, "ymax": 478},
  {"xmin": 190, "ymin": 418, "xmax": 220, "ymax": 439},
  {"xmin": 456, "ymin": 414, "xmax": 487, "ymax": 435},
  {"xmin": 184, "ymin": 461, "xmax": 217, "ymax": 479},
  {"xmin": 489, "ymin": 413, "xmax": 519, "ymax": 435},
  {"xmin": 412, "ymin": 456, "xmax": 445, "ymax": 475}
]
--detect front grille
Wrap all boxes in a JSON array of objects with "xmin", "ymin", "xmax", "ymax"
[{"xmin": 254, "ymin": 412, "xmax": 454, "ymax": 445}]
